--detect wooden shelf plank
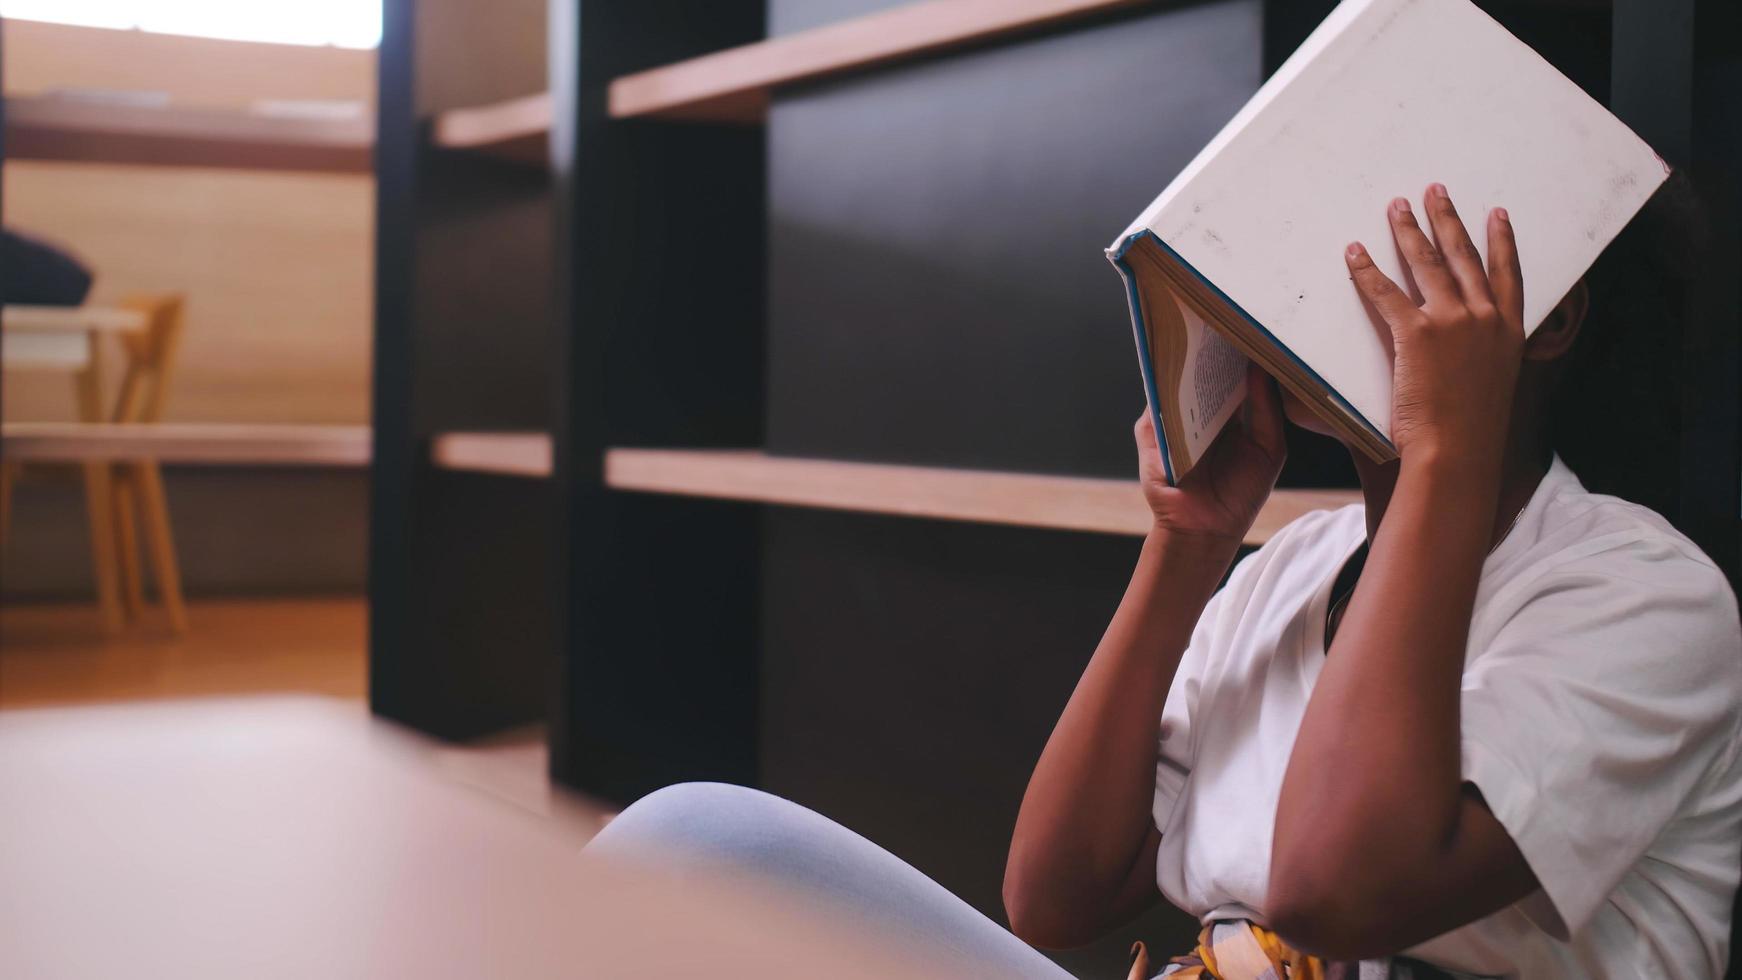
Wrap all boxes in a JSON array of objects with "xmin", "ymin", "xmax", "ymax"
[
  {"xmin": 430, "ymin": 93, "xmax": 551, "ymax": 165},
  {"xmin": 4, "ymin": 94, "xmax": 373, "ymax": 174},
  {"xmin": 608, "ymin": 0, "xmax": 1153, "ymax": 122},
  {"xmin": 423, "ymin": 437, "xmax": 1357, "ymax": 542},
  {"xmin": 1, "ymin": 423, "xmax": 370, "ymax": 466},
  {"xmin": 430, "ymin": 431, "xmax": 553, "ymax": 477},
  {"xmin": 605, "ymin": 447, "xmax": 1357, "ymax": 545},
  {"xmin": 610, "ymin": 0, "xmax": 1610, "ymax": 122}
]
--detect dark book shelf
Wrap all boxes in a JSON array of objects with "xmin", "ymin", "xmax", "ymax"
[{"xmin": 371, "ymin": 0, "xmax": 555, "ymax": 740}]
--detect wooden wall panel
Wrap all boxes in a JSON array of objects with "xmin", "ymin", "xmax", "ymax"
[
  {"xmin": 1, "ymin": 19, "xmax": 373, "ymax": 109},
  {"xmin": 2, "ymin": 161, "xmax": 372, "ymax": 424}
]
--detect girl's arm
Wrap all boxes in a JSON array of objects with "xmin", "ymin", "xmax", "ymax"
[
  {"xmin": 1005, "ymin": 369, "xmax": 1286, "ymax": 949},
  {"xmin": 1268, "ymin": 188, "xmax": 1539, "ymax": 958}
]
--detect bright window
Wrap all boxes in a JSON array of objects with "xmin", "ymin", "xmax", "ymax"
[{"xmin": 0, "ymin": 0, "xmax": 381, "ymax": 49}]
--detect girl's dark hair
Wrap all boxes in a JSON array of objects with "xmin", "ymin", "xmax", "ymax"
[{"xmin": 1552, "ymin": 170, "xmax": 1706, "ymax": 517}]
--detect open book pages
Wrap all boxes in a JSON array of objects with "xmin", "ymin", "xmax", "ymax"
[
  {"xmin": 1108, "ymin": 0, "xmax": 1669, "ymax": 484},
  {"xmin": 1117, "ymin": 248, "xmax": 1249, "ymax": 482}
]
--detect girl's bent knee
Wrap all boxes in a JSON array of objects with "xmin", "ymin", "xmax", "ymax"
[
  {"xmin": 619, "ymin": 781, "xmax": 781, "ymax": 826},
  {"xmin": 588, "ymin": 781, "xmax": 789, "ymax": 861}
]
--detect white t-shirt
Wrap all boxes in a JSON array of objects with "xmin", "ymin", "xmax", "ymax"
[{"xmin": 1153, "ymin": 457, "xmax": 1742, "ymax": 978}]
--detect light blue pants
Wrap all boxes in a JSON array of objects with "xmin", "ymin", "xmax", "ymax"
[
  {"xmin": 585, "ymin": 781, "xmax": 1077, "ymax": 979},
  {"xmin": 587, "ymin": 783, "xmax": 1444, "ymax": 980}
]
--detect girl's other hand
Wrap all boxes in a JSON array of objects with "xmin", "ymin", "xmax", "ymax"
[
  {"xmin": 1345, "ymin": 184, "xmax": 1526, "ymax": 470},
  {"xmin": 1136, "ymin": 362, "xmax": 1287, "ymax": 544}
]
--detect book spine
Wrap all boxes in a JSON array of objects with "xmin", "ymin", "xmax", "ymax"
[{"xmin": 1107, "ymin": 234, "xmax": 1177, "ymax": 486}]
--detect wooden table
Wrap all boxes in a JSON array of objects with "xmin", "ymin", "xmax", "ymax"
[
  {"xmin": 3, "ymin": 304, "xmax": 148, "ymax": 371},
  {"xmin": 0, "ymin": 697, "xmax": 958, "ymax": 980},
  {"xmin": 3, "ymin": 304, "xmax": 148, "ymax": 330},
  {"xmin": 0, "ymin": 422, "xmax": 372, "ymax": 467},
  {"xmin": 2, "ymin": 305, "xmax": 150, "ymax": 631}
]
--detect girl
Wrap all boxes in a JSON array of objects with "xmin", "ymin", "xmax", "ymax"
[{"xmin": 589, "ymin": 188, "xmax": 1742, "ymax": 979}]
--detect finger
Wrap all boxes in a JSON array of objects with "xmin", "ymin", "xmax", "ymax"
[
  {"xmin": 1422, "ymin": 183, "xmax": 1494, "ymax": 306},
  {"xmin": 1243, "ymin": 363, "xmax": 1286, "ymax": 456},
  {"xmin": 1387, "ymin": 195, "xmax": 1459, "ymax": 307},
  {"xmin": 1486, "ymin": 207, "xmax": 1524, "ymax": 331},
  {"xmin": 1134, "ymin": 410, "xmax": 1158, "ymax": 450},
  {"xmin": 1346, "ymin": 241, "xmax": 1423, "ymax": 332}
]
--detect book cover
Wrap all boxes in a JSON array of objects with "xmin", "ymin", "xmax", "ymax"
[{"xmin": 1109, "ymin": 0, "xmax": 1670, "ymax": 483}]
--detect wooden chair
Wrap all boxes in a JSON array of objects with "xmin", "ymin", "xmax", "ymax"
[
  {"xmin": 108, "ymin": 294, "xmax": 189, "ymax": 632},
  {"xmin": 1, "ymin": 310, "xmax": 127, "ymax": 631},
  {"xmin": 0, "ymin": 293, "xmax": 188, "ymax": 632}
]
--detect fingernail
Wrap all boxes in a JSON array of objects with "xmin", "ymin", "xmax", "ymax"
[
  {"xmin": 1495, "ymin": 206, "xmax": 1510, "ymax": 222},
  {"xmin": 1347, "ymin": 242, "xmax": 1366, "ymax": 260},
  {"xmin": 1392, "ymin": 197, "xmax": 1411, "ymax": 214},
  {"xmin": 1130, "ymin": 942, "xmax": 1144, "ymax": 965},
  {"xmin": 1429, "ymin": 182, "xmax": 1448, "ymax": 199}
]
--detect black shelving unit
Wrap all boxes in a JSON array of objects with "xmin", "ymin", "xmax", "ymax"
[{"xmin": 371, "ymin": 0, "xmax": 555, "ymax": 739}]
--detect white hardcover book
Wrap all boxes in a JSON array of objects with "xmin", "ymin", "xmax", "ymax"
[{"xmin": 1109, "ymin": 0, "xmax": 1669, "ymax": 483}]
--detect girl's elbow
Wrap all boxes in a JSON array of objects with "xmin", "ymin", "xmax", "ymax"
[
  {"xmin": 1265, "ymin": 853, "xmax": 1405, "ymax": 961},
  {"xmin": 1002, "ymin": 864, "xmax": 1103, "ymax": 950},
  {"xmin": 1003, "ymin": 872, "xmax": 1069, "ymax": 948}
]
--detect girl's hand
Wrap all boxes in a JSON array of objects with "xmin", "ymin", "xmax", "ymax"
[
  {"xmin": 1136, "ymin": 361, "xmax": 1287, "ymax": 543},
  {"xmin": 1346, "ymin": 184, "xmax": 1525, "ymax": 467}
]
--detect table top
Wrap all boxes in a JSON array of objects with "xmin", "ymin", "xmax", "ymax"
[
  {"xmin": 0, "ymin": 697, "xmax": 956, "ymax": 980},
  {"xmin": 2, "ymin": 305, "xmax": 147, "ymax": 333},
  {"xmin": 1, "ymin": 422, "xmax": 372, "ymax": 466}
]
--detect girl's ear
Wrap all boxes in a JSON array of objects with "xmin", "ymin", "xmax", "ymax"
[{"xmin": 1523, "ymin": 278, "xmax": 1589, "ymax": 363}]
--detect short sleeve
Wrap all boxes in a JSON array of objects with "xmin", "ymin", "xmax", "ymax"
[
  {"xmin": 1460, "ymin": 538, "xmax": 1742, "ymax": 938},
  {"xmin": 1153, "ymin": 588, "xmax": 1217, "ymax": 828},
  {"xmin": 1154, "ymin": 541, "xmax": 1270, "ymax": 829}
]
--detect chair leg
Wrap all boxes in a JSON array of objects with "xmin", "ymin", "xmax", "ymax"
[
  {"xmin": 80, "ymin": 462, "xmax": 125, "ymax": 633},
  {"xmin": 113, "ymin": 470, "xmax": 146, "ymax": 621},
  {"xmin": 135, "ymin": 462, "xmax": 188, "ymax": 634}
]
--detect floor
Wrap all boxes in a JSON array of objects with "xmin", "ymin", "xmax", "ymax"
[
  {"xmin": 0, "ymin": 595, "xmax": 578, "ymax": 821},
  {"xmin": 0, "ymin": 596, "xmax": 368, "ymax": 708}
]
